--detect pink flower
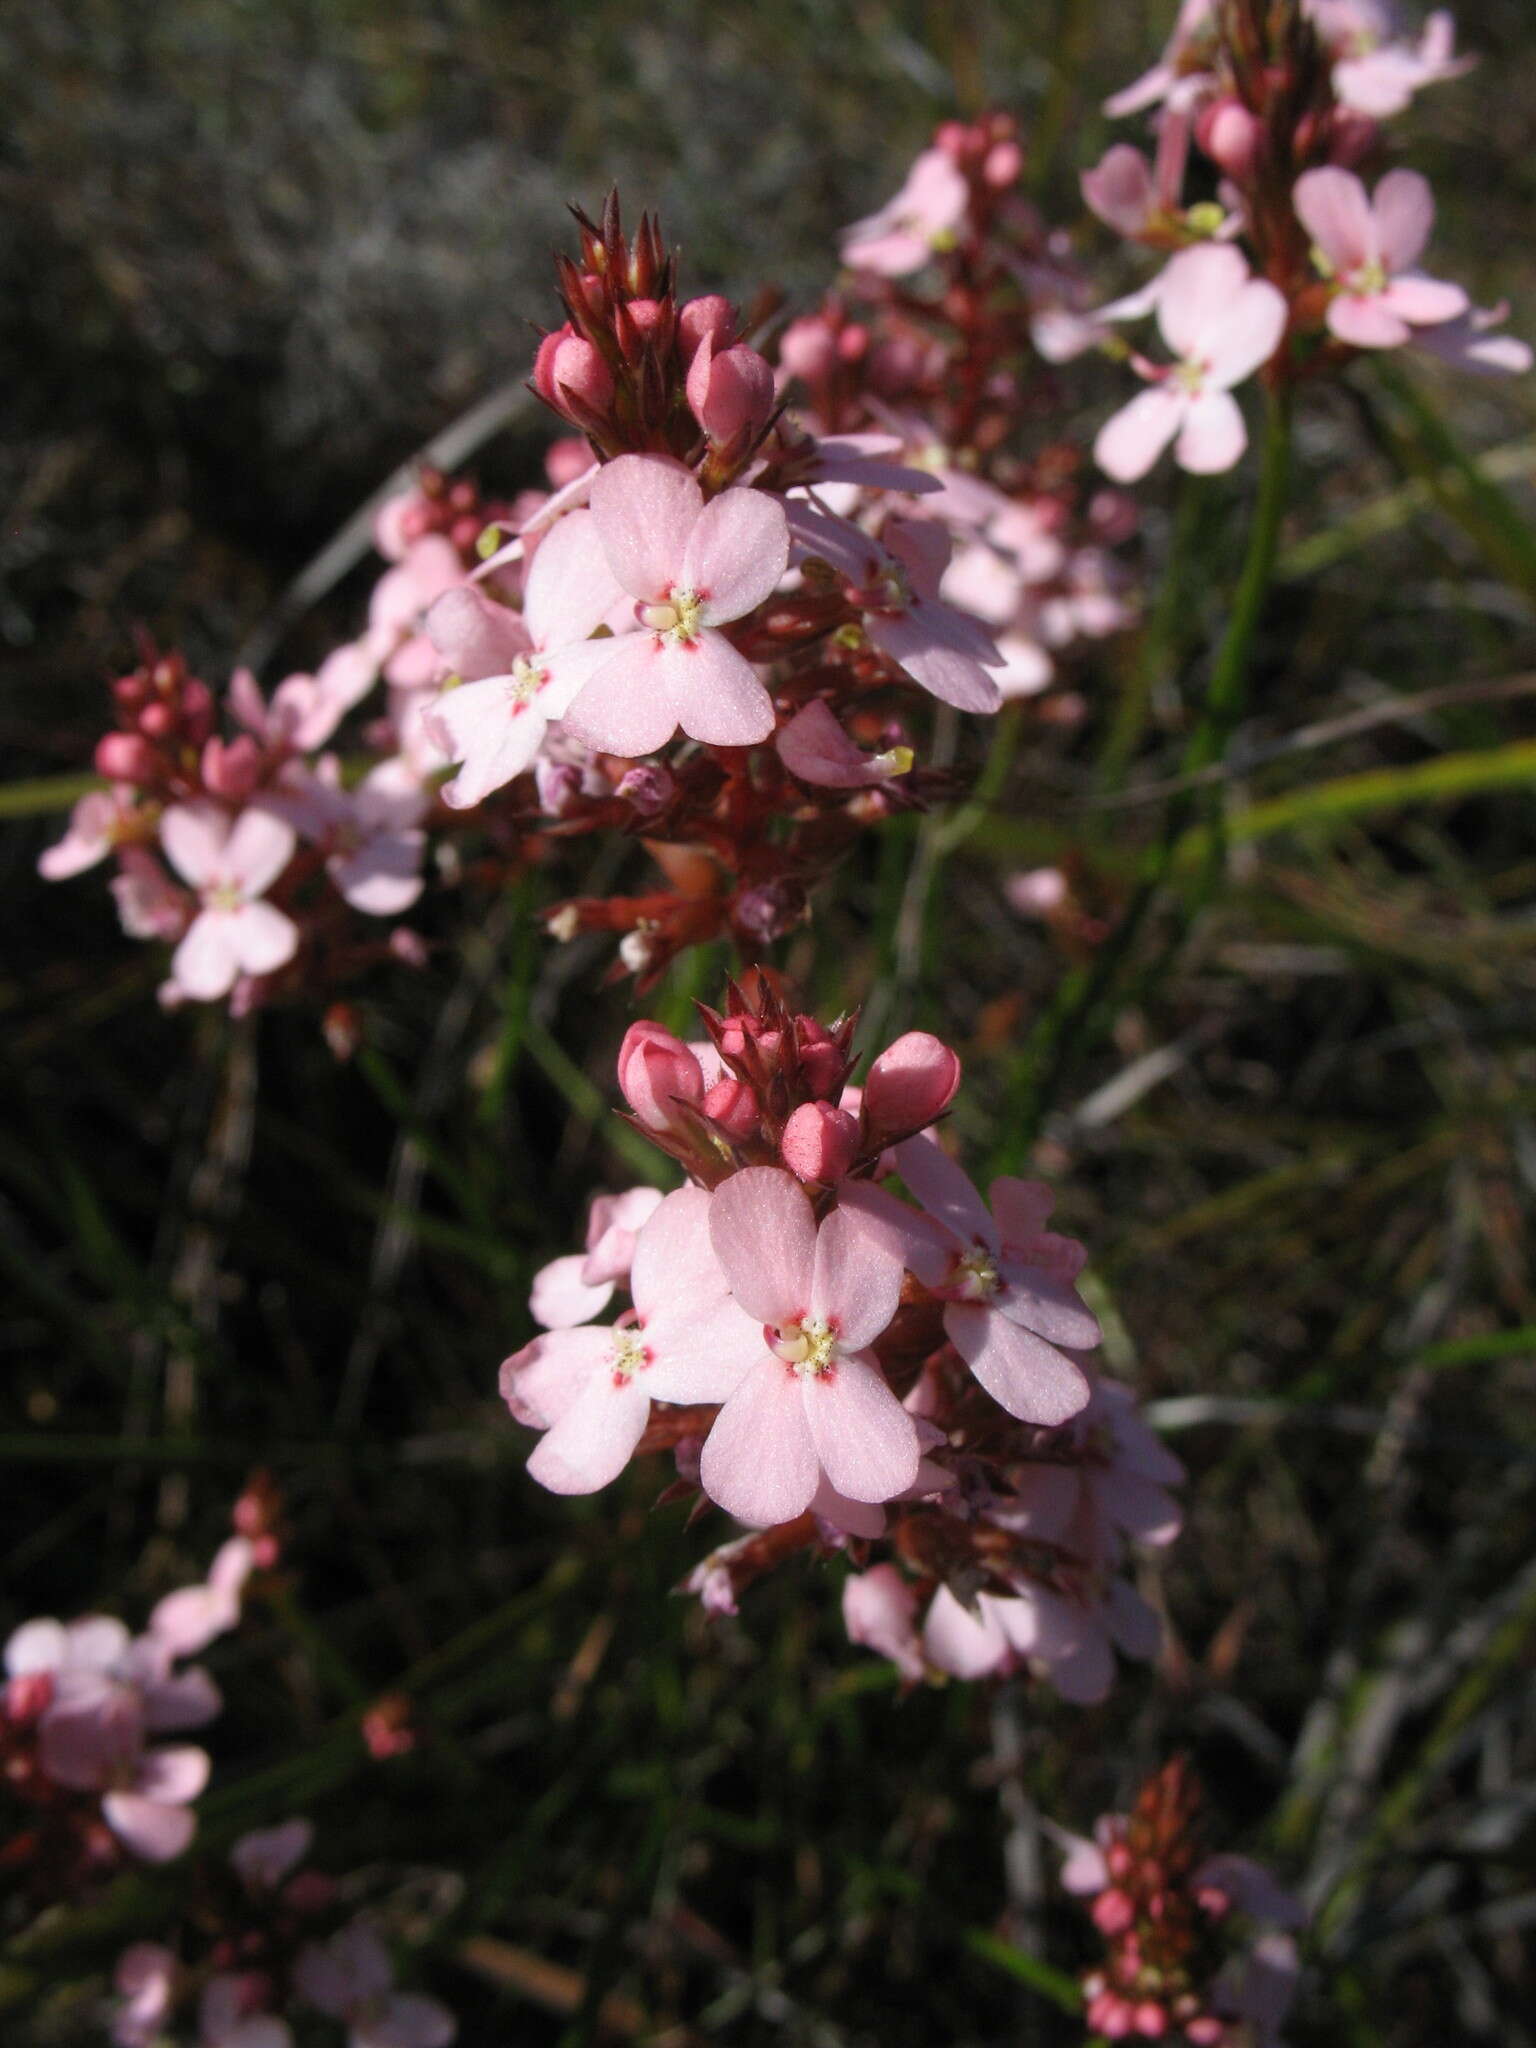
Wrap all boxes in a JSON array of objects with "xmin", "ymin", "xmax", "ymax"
[
  {"xmin": 699, "ymin": 1170, "xmax": 919, "ymax": 1525},
  {"xmin": 502, "ymin": 1186, "xmax": 763, "ymax": 1494},
  {"xmin": 150, "ymin": 1536, "xmax": 255, "ymax": 1657},
  {"xmin": 230, "ymin": 1816, "xmax": 314, "ymax": 1890},
  {"xmin": 562, "ymin": 457, "xmax": 789, "ymax": 757},
  {"xmin": 159, "ymin": 803, "xmax": 299, "ymax": 1001},
  {"xmin": 841, "ymin": 148, "xmax": 971, "ymax": 278},
  {"xmin": 1082, "ymin": 110, "xmax": 1194, "ymax": 241},
  {"xmin": 1294, "ymin": 167, "xmax": 1468, "ymax": 349},
  {"xmin": 424, "ymin": 508, "xmax": 629, "ymax": 808},
  {"xmin": 1413, "ymin": 299, "xmax": 1532, "ymax": 377},
  {"xmin": 229, "ymin": 646, "xmax": 378, "ymax": 756},
  {"xmin": 1094, "ymin": 246, "xmax": 1287, "ymax": 482},
  {"xmin": 775, "ymin": 700, "xmax": 913, "ymax": 789},
  {"xmin": 1317, "ymin": 3, "xmax": 1472, "ymax": 118},
  {"xmin": 199, "ymin": 1978, "xmax": 293, "ymax": 2048},
  {"xmin": 275, "ymin": 758, "xmax": 428, "ymax": 915},
  {"xmin": 366, "ymin": 535, "xmax": 464, "ymax": 689},
  {"xmin": 842, "ymin": 1144, "xmax": 1097, "ymax": 1425},
  {"xmin": 38, "ymin": 786, "xmax": 134, "ymax": 880},
  {"xmin": 528, "ymin": 1186, "xmax": 664, "ymax": 1330},
  {"xmin": 1104, "ymin": 0, "xmax": 1214, "ymax": 118},
  {"xmin": 842, "ymin": 1564, "xmax": 925, "ymax": 1683},
  {"xmin": 112, "ymin": 1944, "xmax": 177, "ymax": 2048},
  {"xmin": 295, "ymin": 1922, "xmax": 455, "ymax": 2048}
]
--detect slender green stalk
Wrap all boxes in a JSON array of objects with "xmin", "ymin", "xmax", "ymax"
[{"xmin": 993, "ymin": 386, "xmax": 1294, "ymax": 1169}]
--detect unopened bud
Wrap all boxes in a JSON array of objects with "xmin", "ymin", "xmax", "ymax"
[
  {"xmin": 615, "ymin": 764, "xmax": 675, "ymax": 814},
  {"xmin": 617, "ymin": 1022, "xmax": 705, "ymax": 1131},
  {"xmin": 1196, "ymin": 99, "xmax": 1262, "ymax": 183},
  {"xmin": 687, "ymin": 336, "xmax": 777, "ymax": 444},
  {"xmin": 95, "ymin": 732, "xmax": 159, "ymax": 783},
  {"xmin": 1132, "ymin": 2003, "xmax": 1169, "ymax": 2039},
  {"xmin": 201, "ymin": 735, "xmax": 263, "ymax": 802},
  {"xmin": 702, "ymin": 1075, "xmax": 758, "ymax": 1140},
  {"xmin": 863, "ymin": 1031, "xmax": 961, "ymax": 1138},
  {"xmin": 678, "ymin": 294, "xmax": 737, "ymax": 356},
  {"xmin": 778, "ymin": 314, "xmax": 840, "ymax": 383},
  {"xmin": 780, "ymin": 1101, "xmax": 859, "ymax": 1184},
  {"xmin": 1091, "ymin": 1887, "xmax": 1138, "ymax": 1937}
]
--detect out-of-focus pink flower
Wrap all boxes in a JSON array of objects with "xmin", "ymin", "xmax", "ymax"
[
  {"xmin": 159, "ymin": 803, "xmax": 299, "ymax": 1002},
  {"xmin": 38, "ymin": 786, "xmax": 136, "ymax": 881},
  {"xmin": 842, "ymin": 1145, "xmax": 1097, "ymax": 1425},
  {"xmin": 1007, "ymin": 866, "xmax": 1070, "ymax": 919},
  {"xmin": 775, "ymin": 700, "xmax": 913, "ymax": 789},
  {"xmin": 1413, "ymin": 299, "xmax": 1532, "ymax": 376},
  {"xmin": 230, "ymin": 1817, "xmax": 313, "ymax": 1891},
  {"xmin": 1094, "ymin": 245, "xmax": 1287, "ymax": 482},
  {"xmin": 425, "ymin": 510, "xmax": 629, "ymax": 808},
  {"xmin": 699, "ymin": 1169, "xmax": 919, "ymax": 1525},
  {"xmin": 1082, "ymin": 110, "xmax": 1193, "ymax": 240},
  {"xmin": 150, "ymin": 1536, "xmax": 255, "ymax": 1658},
  {"xmin": 528, "ymin": 1186, "xmax": 664, "ymax": 1335},
  {"xmin": 563, "ymin": 457, "xmax": 788, "ymax": 757},
  {"xmin": 112, "ymin": 1943, "xmax": 177, "ymax": 2048},
  {"xmin": 295, "ymin": 1922, "xmax": 455, "ymax": 2048},
  {"xmin": 366, "ymin": 535, "xmax": 464, "ymax": 689},
  {"xmin": 842, "ymin": 1564, "xmax": 925, "ymax": 1683},
  {"xmin": 841, "ymin": 149, "xmax": 970, "ymax": 278},
  {"xmin": 1104, "ymin": 0, "xmax": 1215, "ymax": 118},
  {"xmin": 504, "ymin": 1187, "xmax": 762, "ymax": 1495},
  {"xmin": 1294, "ymin": 167, "xmax": 1467, "ymax": 348},
  {"xmin": 275, "ymin": 758, "xmax": 428, "ymax": 916},
  {"xmin": 1317, "ymin": 2, "xmax": 1473, "ymax": 118},
  {"xmin": 199, "ymin": 1977, "xmax": 293, "ymax": 2048}
]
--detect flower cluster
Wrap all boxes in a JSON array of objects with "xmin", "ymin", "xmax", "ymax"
[
  {"xmin": 110, "ymin": 1820, "xmax": 455, "ymax": 2048},
  {"xmin": 3, "ymin": 1535, "xmax": 255, "ymax": 1888},
  {"xmin": 1083, "ymin": 0, "xmax": 1527, "ymax": 480},
  {"xmin": 498, "ymin": 973, "xmax": 1180, "ymax": 1705},
  {"xmin": 1057, "ymin": 1759, "xmax": 1305, "ymax": 2045}
]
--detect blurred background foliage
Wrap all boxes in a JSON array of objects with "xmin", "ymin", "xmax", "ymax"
[{"xmin": 4, "ymin": 2, "xmax": 1536, "ymax": 2042}]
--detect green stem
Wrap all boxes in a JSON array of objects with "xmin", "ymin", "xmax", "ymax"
[{"xmin": 993, "ymin": 386, "xmax": 1293, "ymax": 1169}]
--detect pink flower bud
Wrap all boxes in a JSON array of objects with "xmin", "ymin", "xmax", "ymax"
[
  {"xmin": 5, "ymin": 1672, "xmax": 54, "ymax": 1724},
  {"xmin": 702, "ymin": 1075, "xmax": 759, "ymax": 1140},
  {"xmin": 778, "ymin": 314, "xmax": 839, "ymax": 383},
  {"xmin": 201, "ymin": 735, "xmax": 263, "ymax": 802},
  {"xmin": 545, "ymin": 436, "xmax": 593, "ymax": 488},
  {"xmin": 686, "ymin": 336, "xmax": 777, "ymax": 444},
  {"xmin": 983, "ymin": 139, "xmax": 1023, "ymax": 187},
  {"xmin": 1132, "ymin": 2002, "xmax": 1169, "ymax": 2038},
  {"xmin": 95, "ymin": 732, "xmax": 160, "ymax": 783},
  {"xmin": 1092, "ymin": 1887, "xmax": 1138, "ymax": 1936},
  {"xmin": 180, "ymin": 679, "xmax": 215, "ymax": 745},
  {"xmin": 532, "ymin": 324, "xmax": 576, "ymax": 403},
  {"xmin": 780, "ymin": 1101, "xmax": 859, "ymax": 1183},
  {"xmin": 139, "ymin": 699, "xmax": 176, "ymax": 740},
  {"xmin": 863, "ymin": 1031, "xmax": 961, "ymax": 1138},
  {"xmin": 618, "ymin": 1022, "xmax": 705, "ymax": 1132},
  {"xmin": 536, "ymin": 331, "xmax": 614, "ymax": 419},
  {"xmin": 1107, "ymin": 1842, "xmax": 1135, "ymax": 1881},
  {"xmin": 387, "ymin": 928, "xmax": 430, "ymax": 968},
  {"xmin": 678, "ymin": 294, "xmax": 737, "ymax": 356},
  {"xmin": 1196, "ymin": 99, "xmax": 1262, "ymax": 182},
  {"xmin": 794, "ymin": 1020, "xmax": 846, "ymax": 1100},
  {"xmin": 615, "ymin": 764, "xmax": 675, "ymax": 814},
  {"xmin": 1087, "ymin": 1992, "xmax": 1137, "ymax": 2040},
  {"xmin": 1185, "ymin": 2022, "xmax": 1225, "ymax": 2046}
]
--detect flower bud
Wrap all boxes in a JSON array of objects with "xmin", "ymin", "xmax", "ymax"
[
  {"xmin": 778, "ymin": 314, "xmax": 840, "ymax": 383},
  {"xmin": 1196, "ymin": 99, "xmax": 1262, "ymax": 182},
  {"xmin": 686, "ymin": 336, "xmax": 777, "ymax": 444},
  {"xmin": 180, "ymin": 679, "xmax": 215, "ymax": 745},
  {"xmin": 702, "ymin": 1075, "xmax": 758, "ymax": 1140},
  {"xmin": 138, "ymin": 699, "xmax": 177, "ymax": 740},
  {"xmin": 1091, "ymin": 1887, "xmax": 1138, "ymax": 1936},
  {"xmin": 863, "ymin": 1031, "xmax": 961, "ymax": 1138},
  {"xmin": 983, "ymin": 139, "xmax": 1023, "ymax": 187},
  {"xmin": 678, "ymin": 293, "xmax": 736, "ymax": 356},
  {"xmin": 1132, "ymin": 2004, "xmax": 1169, "ymax": 2039},
  {"xmin": 201, "ymin": 735, "xmax": 263, "ymax": 802},
  {"xmin": 95, "ymin": 732, "xmax": 160, "ymax": 783},
  {"xmin": 617, "ymin": 1022, "xmax": 705, "ymax": 1132},
  {"xmin": 1184, "ymin": 2023, "xmax": 1224, "ymax": 2046},
  {"xmin": 615, "ymin": 763, "xmax": 675, "ymax": 815},
  {"xmin": 780, "ymin": 1101, "xmax": 859, "ymax": 1184},
  {"xmin": 535, "ymin": 329, "xmax": 614, "ymax": 419}
]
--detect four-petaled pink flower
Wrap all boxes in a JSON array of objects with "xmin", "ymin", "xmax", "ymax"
[
  {"xmin": 699, "ymin": 1169, "xmax": 920, "ymax": 1527},
  {"xmin": 159, "ymin": 803, "xmax": 299, "ymax": 1001},
  {"xmin": 503, "ymin": 1186, "xmax": 762, "ymax": 1495},
  {"xmin": 1293, "ymin": 166, "xmax": 1468, "ymax": 350},
  {"xmin": 1095, "ymin": 245, "xmax": 1288, "ymax": 482},
  {"xmin": 842, "ymin": 1142, "xmax": 1098, "ymax": 1426},
  {"xmin": 424, "ymin": 507, "xmax": 629, "ymax": 807},
  {"xmin": 275, "ymin": 758, "xmax": 429, "ymax": 915},
  {"xmin": 562, "ymin": 456, "xmax": 789, "ymax": 758}
]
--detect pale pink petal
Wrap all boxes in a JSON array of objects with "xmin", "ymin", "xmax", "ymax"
[
  {"xmin": 102, "ymin": 1791, "xmax": 196, "ymax": 1862},
  {"xmin": 680, "ymin": 488, "xmax": 790, "ymax": 625},
  {"xmin": 535, "ymin": 632, "xmax": 639, "ymax": 718},
  {"xmin": 1156, "ymin": 243, "xmax": 1258, "ymax": 360},
  {"xmin": 810, "ymin": 1207, "xmax": 903, "ymax": 1350},
  {"xmin": 708, "ymin": 1167, "xmax": 817, "ymax": 1324},
  {"xmin": 134, "ymin": 1743, "xmax": 210, "ymax": 1804},
  {"xmin": 988, "ymin": 1177, "xmax": 1055, "ymax": 1243},
  {"xmin": 1202, "ymin": 280, "xmax": 1288, "ymax": 388},
  {"xmin": 561, "ymin": 638, "xmax": 686, "ymax": 758},
  {"xmin": 160, "ymin": 803, "xmax": 231, "ymax": 889},
  {"xmin": 1082, "ymin": 145, "xmax": 1155, "ymax": 236},
  {"xmin": 642, "ymin": 1298, "xmax": 768, "ymax": 1406},
  {"xmin": 776, "ymin": 699, "xmax": 910, "ymax": 788},
  {"xmin": 893, "ymin": 1136, "xmax": 993, "ymax": 1247},
  {"xmin": 5, "ymin": 1618, "xmax": 67, "ymax": 1675},
  {"xmin": 424, "ymin": 587, "xmax": 531, "ymax": 680},
  {"xmin": 1105, "ymin": 1578, "xmax": 1162, "ymax": 1659},
  {"xmin": 945, "ymin": 1302, "xmax": 1090, "ymax": 1425},
  {"xmin": 1094, "ymin": 386, "xmax": 1185, "ymax": 483},
  {"xmin": 589, "ymin": 455, "xmax": 702, "ymax": 599},
  {"xmin": 1327, "ymin": 293, "xmax": 1410, "ymax": 349},
  {"xmin": 866, "ymin": 610, "xmax": 1002, "ymax": 712},
  {"xmin": 842, "ymin": 1563, "xmax": 922, "ymax": 1677},
  {"xmin": 922, "ymin": 1585, "xmax": 1010, "ymax": 1678},
  {"xmin": 430, "ymin": 675, "xmax": 551, "ymax": 808},
  {"xmin": 630, "ymin": 1186, "xmax": 727, "ymax": 1323},
  {"xmin": 836, "ymin": 1180, "xmax": 953, "ymax": 1289},
  {"xmin": 653, "ymin": 632, "xmax": 775, "ymax": 747},
  {"xmin": 700, "ymin": 1355, "xmax": 820, "ymax": 1525},
  {"xmin": 39, "ymin": 791, "xmax": 120, "ymax": 880},
  {"xmin": 1372, "ymin": 168, "xmax": 1434, "ymax": 273},
  {"xmin": 1175, "ymin": 390, "xmax": 1248, "ymax": 474},
  {"xmin": 226, "ymin": 901, "xmax": 299, "ymax": 979},
  {"xmin": 1109, "ymin": 1472, "xmax": 1183, "ymax": 1546},
  {"xmin": 530, "ymin": 1254, "xmax": 613, "ymax": 1330},
  {"xmin": 1293, "ymin": 167, "xmax": 1376, "ymax": 274},
  {"xmin": 800, "ymin": 1351, "xmax": 920, "ymax": 1504},
  {"xmin": 499, "ymin": 1325, "xmax": 615, "ymax": 1428},
  {"xmin": 813, "ymin": 1479, "xmax": 887, "ymax": 1540},
  {"xmin": 230, "ymin": 1818, "xmax": 314, "ymax": 1889},
  {"xmin": 141, "ymin": 1665, "xmax": 223, "ymax": 1731},
  {"xmin": 527, "ymin": 1370, "xmax": 652, "ymax": 1494},
  {"xmin": 524, "ymin": 506, "xmax": 627, "ymax": 648},
  {"xmin": 1056, "ymin": 1830, "xmax": 1111, "ymax": 1895},
  {"xmin": 1377, "ymin": 274, "xmax": 1470, "ymax": 328},
  {"xmin": 223, "ymin": 808, "xmax": 297, "ymax": 897},
  {"xmin": 171, "ymin": 911, "xmax": 241, "ymax": 1001},
  {"xmin": 331, "ymin": 833, "xmax": 425, "ymax": 917}
]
